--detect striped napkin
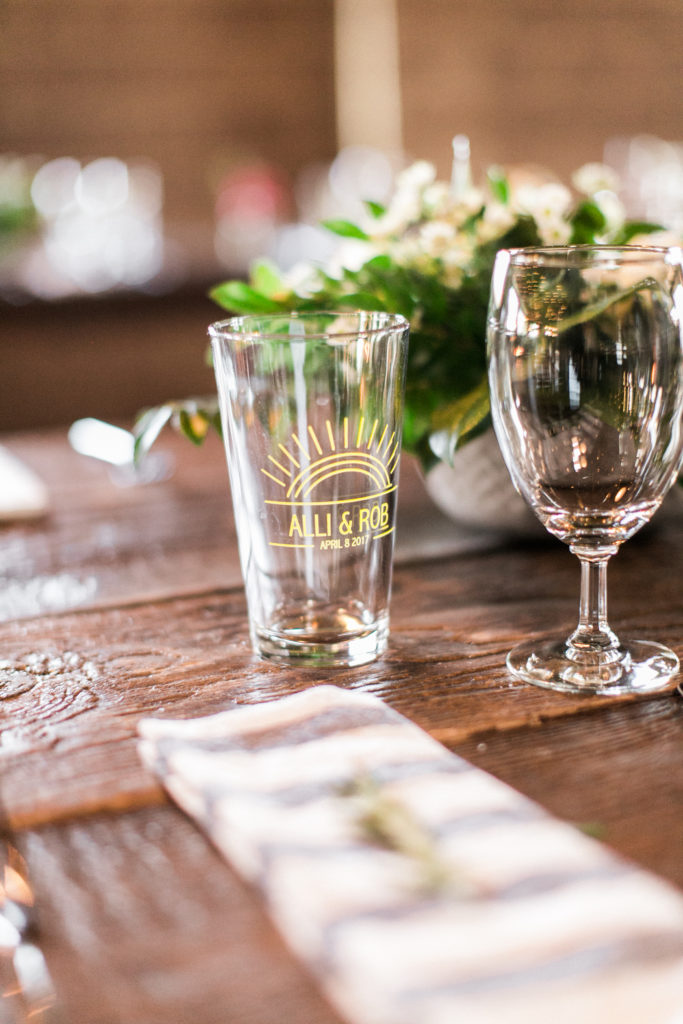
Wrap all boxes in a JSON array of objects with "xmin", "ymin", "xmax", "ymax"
[{"xmin": 138, "ymin": 686, "xmax": 683, "ymax": 1024}]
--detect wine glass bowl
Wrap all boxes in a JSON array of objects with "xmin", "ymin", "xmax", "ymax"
[{"xmin": 488, "ymin": 245, "xmax": 683, "ymax": 694}]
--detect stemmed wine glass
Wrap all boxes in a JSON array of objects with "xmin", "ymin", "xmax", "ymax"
[{"xmin": 487, "ymin": 245, "xmax": 683, "ymax": 694}]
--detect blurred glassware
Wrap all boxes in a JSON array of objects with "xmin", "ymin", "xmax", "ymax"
[
  {"xmin": 31, "ymin": 157, "xmax": 164, "ymax": 294},
  {"xmin": 488, "ymin": 244, "xmax": 683, "ymax": 694},
  {"xmin": 326, "ymin": 145, "xmax": 402, "ymax": 221},
  {"xmin": 213, "ymin": 160, "xmax": 291, "ymax": 271},
  {"xmin": 0, "ymin": 155, "xmax": 166, "ymax": 300},
  {"xmin": 604, "ymin": 134, "xmax": 683, "ymax": 233},
  {"xmin": 213, "ymin": 147, "xmax": 406, "ymax": 276},
  {"xmin": 0, "ymin": 822, "xmax": 67, "ymax": 1022}
]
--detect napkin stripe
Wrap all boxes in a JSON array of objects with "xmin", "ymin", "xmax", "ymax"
[
  {"xmin": 399, "ymin": 930, "xmax": 683, "ymax": 999},
  {"xmin": 221, "ymin": 703, "xmax": 403, "ymax": 750}
]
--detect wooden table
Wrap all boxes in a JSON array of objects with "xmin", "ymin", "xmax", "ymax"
[{"xmin": 1, "ymin": 428, "xmax": 682, "ymax": 1024}]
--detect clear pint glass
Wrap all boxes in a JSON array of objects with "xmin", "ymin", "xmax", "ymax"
[{"xmin": 209, "ymin": 311, "xmax": 410, "ymax": 667}]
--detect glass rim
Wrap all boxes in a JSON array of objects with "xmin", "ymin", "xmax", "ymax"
[
  {"xmin": 208, "ymin": 310, "xmax": 410, "ymax": 342},
  {"xmin": 504, "ymin": 243, "xmax": 682, "ymax": 267}
]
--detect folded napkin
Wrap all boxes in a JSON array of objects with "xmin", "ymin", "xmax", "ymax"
[
  {"xmin": 0, "ymin": 446, "xmax": 49, "ymax": 521},
  {"xmin": 138, "ymin": 686, "xmax": 683, "ymax": 1024}
]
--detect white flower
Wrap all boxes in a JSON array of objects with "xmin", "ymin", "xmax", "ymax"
[
  {"xmin": 476, "ymin": 200, "xmax": 516, "ymax": 244},
  {"xmin": 418, "ymin": 219, "xmax": 458, "ymax": 257},
  {"xmin": 511, "ymin": 182, "xmax": 573, "ymax": 244},
  {"xmin": 372, "ymin": 191, "xmax": 422, "ymax": 237},
  {"xmin": 391, "ymin": 235, "xmax": 430, "ymax": 269},
  {"xmin": 514, "ymin": 182, "xmax": 573, "ymax": 221},
  {"xmin": 440, "ymin": 241, "xmax": 475, "ymax": 288},
  {"xmin": 536, "ymin": 214, "xmax": 572, "ymax": 245},
  {"xmin": 326, "ymin": 238, "xmax": 377, "ymax": 277},
  {"xmin": 422, "ymin": 181, "xmax": 452, "ymax": 218},
  {"xmin": 445, "ymin": 186, "xmax": 486, "ymax": 224},
  {"xmin": 371, "ymin": 161, "xmax": 439, "ymax": 236},
  {"xmin": 282, "ymin": 261, "xmax": 322, "ymax": 297},
  {"xmin": 441, "ymin": 262, "xmax": 464, "ymax": 290},
  {"xmin": 395, "ymin": 160, "xmax": 437, "ymax": 192},
  {"xmin": 592, "ymin": 190, "xmax": 626, "ymax": 236},
  {"xmin": 572, "ymin": 162, "xmax": 621, "ymax": 196}
]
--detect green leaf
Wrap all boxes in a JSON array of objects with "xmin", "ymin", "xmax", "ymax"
[
  {"xmin": 428, "ymin": 375, "xmax": 491, "ymax": 464},
  {"xmin": 172, "ymin": 398, "xmax": 222, "ymax": 444},
  {"xmin": 250, "ymin": 259, "xmax": 285, "ymax": 297},
  {"xmin": 461, "ymin": 206, "xmax": 486, "ymax": 233},
  {"xmin": 209, "ymin": 280, "xmax": 283, "ymax": 314},
  {"xmin": 178, "ymin": 408, "xmax": 211, "ymax": 445},
  {"xmin": 133, "ymin": 397, "xmax": 222, "ymax": 462},
  {"xmin": 612, "ymin": 220, "xmax": 666, "ymax": 244},
  {"xmin": 364, "ymin": 200, "xmax": 387, "ymax": 219},
  {"xmin": 569, "ymin": 199, "xmax": 607, "ymax": 244},
  {"xmin": 133, "ymin": 404, "xmax": 174, "ymax": 462},
  {"xmin": 363, "ymin": 253, "xmax": 393, "ymax": 271},
  {"xmin": 486, "ymin": 165, "xmax": 509, "ymax": 204},
  {"xmin": 321, "ymin": 218, "xmax": 370, "ymax": 241},
  {"xmin": 335, "ymin": 292, "xmax": 389, "ymax": 311}
]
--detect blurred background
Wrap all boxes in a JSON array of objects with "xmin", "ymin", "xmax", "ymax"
[{"xmin": 2, "ymin": 0, "xmax": 682, "ymax": 432}]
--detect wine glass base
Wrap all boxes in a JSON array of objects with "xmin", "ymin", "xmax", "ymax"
[{"xmin": 507, "ymin": 637, "xmax": 680, "ymax": 696}]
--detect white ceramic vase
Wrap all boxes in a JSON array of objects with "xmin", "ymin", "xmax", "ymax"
[
  {"xmin": 424, "ymin": 427, "xmax": 683, "ymax": 538},
  {"xmin": 423, "ymin": 428, "xmax": 542, "ymax": 536}
]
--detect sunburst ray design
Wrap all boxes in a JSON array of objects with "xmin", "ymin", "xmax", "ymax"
[
  {"xmin": 287, "ymin": 453, "xmax": 390, "ymax": 498},
  {"xmin": 262, "ymin": 416, "xmax": 398, "ymax": 501}
]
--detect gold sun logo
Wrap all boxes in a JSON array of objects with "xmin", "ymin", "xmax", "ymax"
[{"xmin": 261, "ymin": 416, "xmax": 399, "ymax": 505}]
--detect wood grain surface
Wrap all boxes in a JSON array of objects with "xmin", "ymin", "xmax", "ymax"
[{"xmin": 1, "ymin": 428, "xmax": 682, "ymax": 1024}]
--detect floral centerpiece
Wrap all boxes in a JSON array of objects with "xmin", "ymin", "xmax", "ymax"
[{"xmin": 135, "ymin": 144, "xmax": 674, "ymax": 529}]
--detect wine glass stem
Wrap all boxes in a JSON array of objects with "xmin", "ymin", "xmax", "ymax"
[{"xmin": 569, "ymin": 554, "xmax": 620, "ymax": 653}]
